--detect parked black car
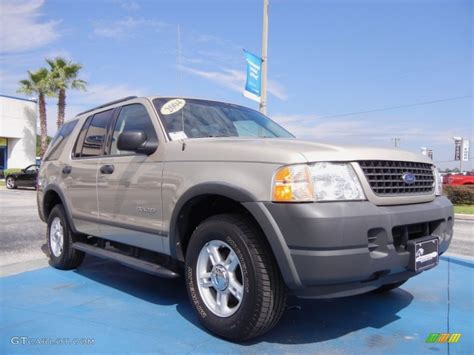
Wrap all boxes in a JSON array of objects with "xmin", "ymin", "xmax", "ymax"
[{"xmin": 5, "ymin": 164, "xmax": 40, "ymax": 189}]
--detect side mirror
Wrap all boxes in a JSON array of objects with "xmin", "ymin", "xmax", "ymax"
[{"xmin": 117, "ymin": 131, "xmax": 157, "ymax": 155}]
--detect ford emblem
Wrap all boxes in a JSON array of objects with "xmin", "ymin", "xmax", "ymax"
[{"xmin": 402, "ymin": 172, "xmax": 416, "ymax": 185}]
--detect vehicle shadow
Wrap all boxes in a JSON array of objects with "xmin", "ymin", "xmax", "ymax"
[
  {"xmin": 74, "ymin": 256, "xmax": 414, "ymax": 345},
  {"xmin": 74, "ymin": 255, "xmax": 189, "ymax": 308},
  {"xmin": 245, "ymin": 290, "xmax": 414, "ymax": 345}
]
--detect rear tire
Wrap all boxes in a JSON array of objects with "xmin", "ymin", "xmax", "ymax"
[
  {"xmin": 185, "ymin": 214, "xmax": 286, "ymax": 341},
  {"xmin": 47, "ymin": 204, "xmax": 85, "ymax": 270},
  {"xmin": 374, "ymin": 280, "xmax": 407, "ymax": 293},
  {"xmin": 6, "ymin": 176, "xmax": 16, "ymax": 189}
]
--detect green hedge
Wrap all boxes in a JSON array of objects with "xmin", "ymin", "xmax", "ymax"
[
  {"xmin": 443, "ymin": 185, "xmax": 474, "ymax": 205},
  {"xmin": 1, "ymin": 168, "xmax": 22, "ymax": 178}
]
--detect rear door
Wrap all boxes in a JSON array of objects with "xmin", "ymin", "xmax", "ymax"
[
  {"xmin": 96, "ymin": 101, "xmax": 167, "ymax": 253},
  {"xmin": 65, "ymin": 109, "xmax": 114, "ymax": 236}
]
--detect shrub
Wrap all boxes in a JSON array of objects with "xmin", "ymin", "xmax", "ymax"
[
  {"xmin": 2, "ymin": 168, "xmax": 22, "ymax": 179},
  {"xmin": 443, "ymin": 185, "xmax": 474, "ymax": 205}
]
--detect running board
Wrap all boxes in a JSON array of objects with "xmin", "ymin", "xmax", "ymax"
[{"xmin": 73, "ymin": 242, "xmax": 180, "ymax": 279}]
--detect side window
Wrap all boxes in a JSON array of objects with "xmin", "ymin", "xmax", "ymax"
[
  {"xmin": 25, "ymin": 165, "xmax": 38, "ymax": 173},
  {"xmin": 110, "ymin": 104, "xmax": 157, "ymax": 155},
  {"xmin": 44, "ymin": 120, "xmax": 78, "ymax": 161},
  {"xmin": 80, "ymin": 110, "xmax": 113, "ymax": 158}
]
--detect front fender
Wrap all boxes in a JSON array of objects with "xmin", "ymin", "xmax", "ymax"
[
  {"xmin": 168, "ymin": 182, "xmax": 256, "ymax": 258},
  {"xmin": 168, "ymin": 182, "xmax": 302, "ymax": 289}
]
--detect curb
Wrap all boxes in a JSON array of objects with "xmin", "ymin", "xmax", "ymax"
[{"xmin": 455, "ymin": 213, "xmax": 474, "ymax": 221}]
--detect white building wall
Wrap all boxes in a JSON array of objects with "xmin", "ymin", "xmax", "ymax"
[{"xmin": 0, "ymin": 96, "xmax": 37, "ymax": 169}]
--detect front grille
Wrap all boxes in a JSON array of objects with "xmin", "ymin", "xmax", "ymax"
[{"xmin": 359, "ymin": 160, "xmax": 434, "ymax": 196}]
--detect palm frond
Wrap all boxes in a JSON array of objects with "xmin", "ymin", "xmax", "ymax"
[
  {"xmin": 46, "ymin": 57, "xmax": 87, "ymax": 92},
  {"xmin": 71, "ymin": 79, "xmax": 87, "ymax": 91}
]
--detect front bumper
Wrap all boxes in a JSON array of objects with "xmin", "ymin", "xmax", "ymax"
[{"xmin": 245, "ymin": 196, "xmax": 453, "ymax": 298}]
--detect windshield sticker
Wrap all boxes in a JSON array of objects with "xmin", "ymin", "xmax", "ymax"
[
  {"xmin": 161, "ymin": 99, "xmax": 186, "ymax": 115},
  {"xmin": 169, "ymin": 131, "xmax": 188, "ymax": 141}
]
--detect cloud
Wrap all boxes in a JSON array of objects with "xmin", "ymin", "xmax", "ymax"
[
  {"xmin": 0, "ymin": 0, "xmax": 60, "ymax": 53},
  {"xmin": 267, "ymin": 79, "xmax": 288, "ymax": 101},
  {"xmin": 0, "ymin": 69, "xmax": 24, "ymax": 93},
  {"xmin": 182, "ymin": 66, "xmax": 288, "ymax": 101},
  {"xmin": 176, "ymin": 28, "xmax": 287, "ymax": 101},
  {"xmin": 182, "ymin": 66, "xmax": 244, "ymax": 92},
  {"xmin": 271, "ymin": 113, "xmax": 463, "ymax": 145},
  {"xmin": 114, "ymin": 0, "xmax": 141, "ymax": 11},
  {"xmin": 93, "ymin": 17, "xmax": 168, "ymax": 40},
  {"xmin": 68, "ymin": 83, "xmax": 146, "ymax": 107}
]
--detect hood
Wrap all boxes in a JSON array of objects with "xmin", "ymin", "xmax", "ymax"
[{"xmin": 164, "ymin": 137, "xmax": 433, "ymax": 165}]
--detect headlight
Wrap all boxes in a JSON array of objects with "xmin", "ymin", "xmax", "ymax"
[
  {"xmin": 433, "ymin": 166, "xmax": 443, "ymax": 196},
  {"xmin": 309, "ymin": 162, "xmax": 366, "ymax": 201},
  {"xmin": 272, "ymin": 165, "xmax": 315, "ymax": 202},
  {"xmin": 272, "ymin": 162, "xmax": 366, "ymax": 202}
]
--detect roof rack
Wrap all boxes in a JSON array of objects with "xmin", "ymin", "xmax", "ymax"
[{"xmin": 76, "ymin": 96, "xmax": 138, "ymax": 116}]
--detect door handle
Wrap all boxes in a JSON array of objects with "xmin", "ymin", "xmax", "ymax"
[
  {"xmin": 62, "ymin": 165, "xmax": 72, "ymax": 174},
  {"xmin": 100, "ymin": 164, "xmax": 115, "ymax": 174}
]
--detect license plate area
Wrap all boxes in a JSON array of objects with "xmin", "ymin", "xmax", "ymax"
[{"xmin": 407, "ymin": 236, "xmax": 439, "ymax": 272}]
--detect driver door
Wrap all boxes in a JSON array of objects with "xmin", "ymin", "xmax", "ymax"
[
  {"xmin": 17, "ymin": 164, "xmax": 38, "ymax": 187},
  {"xmin": 96, "ymin": 102, "xmax": 166, "ymax": 253}
]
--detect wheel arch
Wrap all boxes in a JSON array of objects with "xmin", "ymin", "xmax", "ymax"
[
  {"xmin": 169, "ymin": 183, "xmax": 302, "ymax": 289},
  {"xmin": 42, "ymin": 185, "xmax": 78, "ymax": 233},
  {"xmin": 169, "ymin": 183, "xmax": 257, "ymax": 261}
]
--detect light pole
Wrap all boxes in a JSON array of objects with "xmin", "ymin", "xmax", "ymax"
[{"xmin": 259, "ymin": 0, "xmax": 269, "ymax": 115}]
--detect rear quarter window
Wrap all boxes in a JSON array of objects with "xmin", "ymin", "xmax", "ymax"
[{"xmin": 43, "ymin": 120, "xmax": 79, "ymax": 161}]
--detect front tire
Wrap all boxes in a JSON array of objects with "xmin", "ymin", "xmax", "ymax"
[
  {"xmin": 6, "ymin": 176, "xmax": 16, "ymax": 189},
  {"xmin": 47, "ymin": 204, "xmax": 85, "ymax": 270},
  {"xmin": 185, "ymin": 214, "xmax": 286, "ymax": 341}
]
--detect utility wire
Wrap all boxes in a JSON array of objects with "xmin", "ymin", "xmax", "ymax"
[{"xmin": 283, "ymin": 95, "xmax": 473, "ymax": 125}]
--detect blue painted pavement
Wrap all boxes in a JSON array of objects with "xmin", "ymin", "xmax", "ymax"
[{"xmin": 1, "ymin": 255, "xmax": 472, "ymax": 354}]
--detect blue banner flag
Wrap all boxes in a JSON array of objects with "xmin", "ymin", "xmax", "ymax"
[{"xmin": 243, "ymin": 50, "xmax": 262, "ymax": 103}]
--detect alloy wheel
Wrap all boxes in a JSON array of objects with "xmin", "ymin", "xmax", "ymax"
[
  {"xmin": 196, "ymin": 240, "xmax": 244, "ymax": 317},
  {"xmin": 50, "ymin": 217, "xmax": 64, "ymax": 257}
]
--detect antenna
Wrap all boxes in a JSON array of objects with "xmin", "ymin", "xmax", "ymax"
[
  {"xmin": 177, "ymin": 24, "xmax": 186, "ymax": 149},
  {"xmin": 177, "ymin": 24, "xmax": 183, "ymax": 96}
]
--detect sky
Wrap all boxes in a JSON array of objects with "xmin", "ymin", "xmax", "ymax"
[{"xmin": 0, "ymin": 0, "xmax": 472, "ymax": 170}]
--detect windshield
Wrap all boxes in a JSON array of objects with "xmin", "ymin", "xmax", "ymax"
[{"xmin": 153, "ymin": 98, "xmax": 294, "ymax": 140}]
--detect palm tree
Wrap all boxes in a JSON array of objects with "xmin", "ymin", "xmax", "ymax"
[
  {"xmin": 47, "ymin": 57, "xmax": 87, "ymax": 129},
  {"xmin": 17, "ymin": 68, "xmax": 55, "ymax": 157}
]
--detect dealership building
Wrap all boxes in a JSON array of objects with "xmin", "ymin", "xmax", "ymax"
[{"xmin": 0, "ymin": 95, "xmax": 37, "ymax": 171}]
